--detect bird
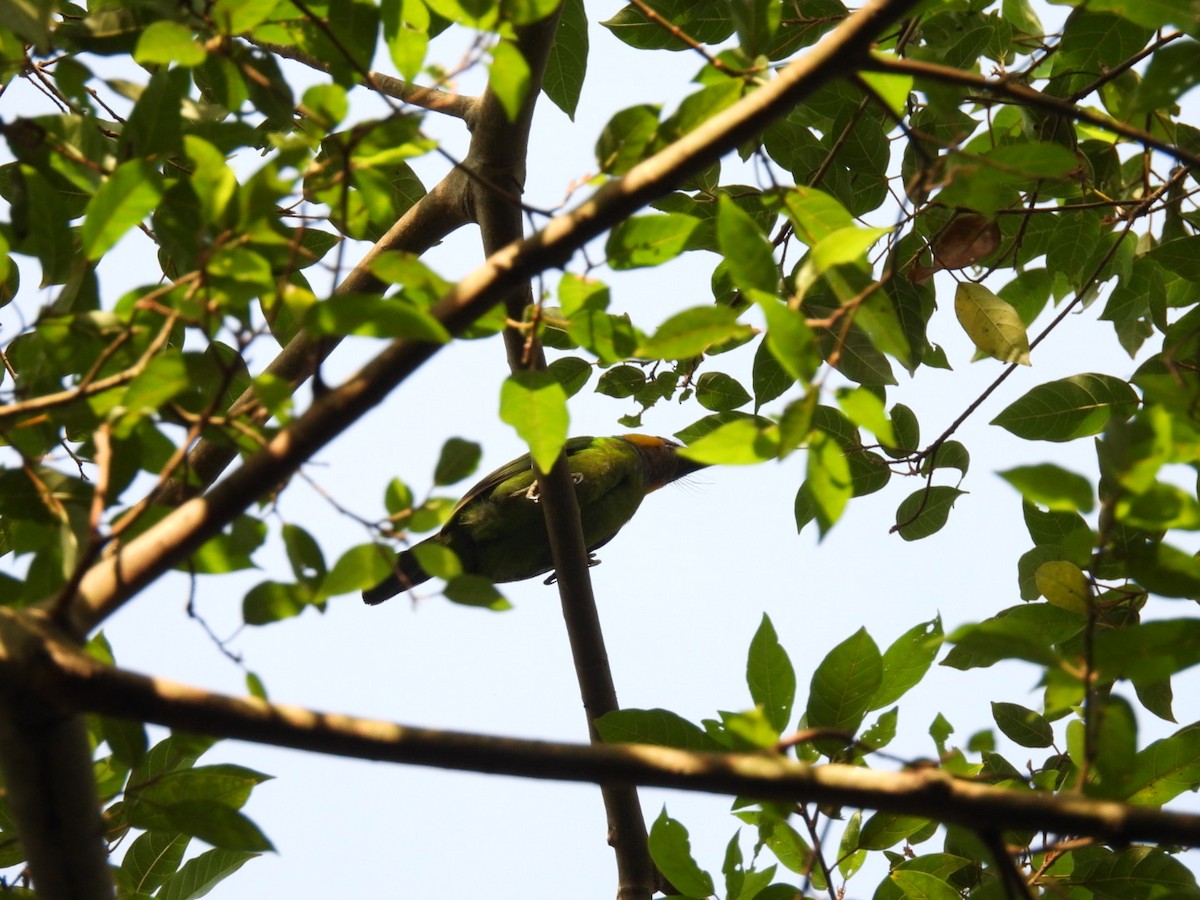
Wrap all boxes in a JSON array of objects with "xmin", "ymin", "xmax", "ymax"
[{"xmin": 362, "ymin": 434, "xmax": 704, "ymax": 605}]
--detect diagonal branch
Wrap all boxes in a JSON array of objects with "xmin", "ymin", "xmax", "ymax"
[
  {"xmin": 142, "ymin": 171, "xmax": 473, "ymax": 511},
  {"xmin": 56, "ymin": 0, "xmax": 925, "ymax": 640},
  {"xmin": 863, "ymin": 53, "xmax": 1200, "ymax": 171}
]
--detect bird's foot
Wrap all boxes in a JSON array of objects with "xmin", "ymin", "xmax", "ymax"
[{"xmin": 543, "ymin": 553, "xmax": 601, "ymax": 585}]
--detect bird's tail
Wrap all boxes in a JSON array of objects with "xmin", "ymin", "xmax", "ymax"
[{"xmin": 362, "ymin": 543, "xmax": 431, "ymax": 605}]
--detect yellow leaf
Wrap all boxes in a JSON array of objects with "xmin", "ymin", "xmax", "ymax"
[
  {"xmin": 1035, "ymin": 560, "xmax": 1090, "ymax": 613},
  {"xmin": 954, "ymin": 283, "xmax": 1031, "ymax": 365}
]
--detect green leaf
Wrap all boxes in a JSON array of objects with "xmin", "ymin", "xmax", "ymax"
[
  {"xmin": 1035, "ymin": 560, "xmax": 1091, "ymax": 613},
  {"xmin": 556, "ymin": 275, "xmax": 608, "ymax": 317},
  {"xmin": 189, "ymin": 516, "xmax": 266, "ymax": 574},
  {"xmin": 695, "ymin": 371, "xmax": 751, "ymax": 412},
  {"xmin": 211, "ymin": 0, "xmax": 277, "ymax": 33},
  {"xmin": 991, "ymin": 373, "xmax": 1139, "ymax": 442},
  {"xmin": 731, "ymin": 0, "xmax": 781, "ymax": 56},
  {"xmin": 991, "ymin": 701, "xmax": 1054, "ymax": 748},
  {"xmin": 807, "ymin": 430, "xmax": 851, "ymax": 536},
  {"xmin": 134, "ymin": 20, "xmax": 206, "ymax": 66},
  {"xmin": 838, "ymin": 812, "xmax": 867, "ymax": 879},
  {"xmin": 887, "ymin": 868, "xmax": 964, "ymax": 900},
  {"xmin": 444, "ymin": 574, "xmax": 510, "ymax": 610},
  {"xmin": 1134, "ymin": 678, "xmax": 1175, "ymax": 724},
  {"xmin": 747, "ymin": 614, "xmax": 796, "ymax": 734},
  {"xmin": 861, "ymin": 707, "xmax": 898, "ymax": 750},
  {"xmin": 678, "ymin": 416, "xmax": 777, "ymax": 465},
  {"xmin": 82, "ymin": 160, "xmax": 164, "ymax": 260},
  {"xmin": 500, "ymin": 371, "xmax": 568, "ymax": 474},
  {"xmin": 101, "ymin": 715, "xmax": 148, "ymax": 768},
  {"xmin": 596, "ymin": 708, "xmax": 724, "ymax": 751},
  {"xmin": 304, "ymin": 295, "xmax": 450, "ymax": 342},
  {"xmin": 954, "ymin": 283, "xmax": 1031, "ymax": 366},
  {"xmin": 1125, "ymin": 730, "xmax": 1200, "ymax": 804},
  {"xmin": 648, "ymin": 809, "xmax": 715, "ymax": 900},
  {"xmin": 1022, "ymin": 500, "xmax": 1093, "ymax": 561},
  {"xmin": 1074, "ymin": 0, "xmax": 1192, "ymax": 35},
  {"xmin": 782, "ymin": 186, "xmax": 854, "ymax": 246},
  {"xmin": 872, "ymin": 616, "xmax": 942, "ymax": 710},
  {"xmin": 717, "ymin": 195, "xmax": 778, "ymax": 296},
  {"xmin": 757, "ymin": 296, "xmax": 819, "ymax": 383},
  {"xmin": 567, "ymin": 310, "xmax": 638, "ymax": 364},
  {"xmin": 943, "ymin": 604, "xmax": 1085, "ymax": 670},
  {"xmin": 543, "ymin": 0, "xmax": 587, "ymax": 118},
  {"xmin": 794, "ymin": 225, "xmax": 888, "ymax": 299},
  {"xmin": 546, "ymin": 355, "xmax": 592, "ymax": 397},
  {"xmin": 606, "ymin": 213, "xmax": 699, "ymax": 269},
  {"xmin": 381, "ymin": 0, "xmax": 430, "ymax": 81},
  {"xmin": 999, "ymin": 464, "xmax": 1094, "ymax": 512},
  {"xmin": 132, "ymin": 763, "xmax": 270, "ymax": 811},
  {"xmin": 882, "ymin": 403, "xmax": 920, "ymax": 458},
  {"xmin": 433, "ymin": 437, "xmax": 482, "ymax": 486},
  {"xmin": 162, "ymin": 801, "xmax": 273, "ymax": 852},
  {"xmin": 1126, "ymin": 540, "xmax": 1200, "ymax": 598},
  {"xmin": 922, "ymin": 440, "xmax": 969, "ymax": 478},
  {"xmin": 1094, "ymin": 620, "xmax": 1200, "ymax": 683},
  {"xmin": 894, "ymin": 486, "xmax": 965, "ymax": 541},
  {"xmin": 283, "ymin": 524, "xmax": 326, "ymax": 586},
  {"xmin": 1050, "ymin": 846, "xmax": 1200, "ymax": 899},
  {"xmin": 751, "ymin": 336, "xmax": 794, "ymax": 409},
  {"xmin": 121, "ymin": 831, "xmax": 190, "ymax": 895},
  {"xmin": 323, "ymin": 544, "xmax": 394, "ymax": 596},
  {"xmin": 806, "ymin": 627, "xmax": 882, "ymax": 746},
  {"xmin": 601, "ymin": 0, "xmax": 734, "ymax": 50},
  {"xmin": 595, "ymin": 104, "xmax": 660, "ymax": 175},
  {"xmin": 637, "ymin": 306, "xmax": 752, "ymax": 359},
  {"xmin": 488, "ymin": 39, "xmax": 530, "ymax": 121},
  {"xmin": 859, "ymin": 812, "xmax": 934, "ymax": 850},
  {"xmin": 156, "ymin": 848, "xmax": 259, "ymax": 900},
  {"xmin": 115, "ymin": 350, "xmax": 189, "ymax": 429},
  {"xmin": 836, "ymin": 386, "xmax": 895, "ymax": 446}
]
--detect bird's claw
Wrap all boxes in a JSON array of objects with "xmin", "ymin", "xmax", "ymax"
[{"xmin": 543, "ymin": 553, "xmax": 601, "ymax": 585}]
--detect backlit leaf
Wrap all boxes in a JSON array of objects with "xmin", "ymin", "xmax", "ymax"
[{"xmin": 954, "ymin": 283, "xmax": 1031, "ymax": 365}]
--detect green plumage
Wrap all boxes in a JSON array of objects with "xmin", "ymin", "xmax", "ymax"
[{"xmin": 363, "ymin": 435, "xmax": 702, "ymax": 605}]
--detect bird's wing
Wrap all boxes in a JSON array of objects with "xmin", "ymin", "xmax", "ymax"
[{"xmin": 449, "ymin": 436, "xmax": 598, "ymax": 514}]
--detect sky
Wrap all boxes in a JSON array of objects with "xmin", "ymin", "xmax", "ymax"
[{"xmin": 3, "ymin": 3, "xmax": 1200, "ymax": 898}]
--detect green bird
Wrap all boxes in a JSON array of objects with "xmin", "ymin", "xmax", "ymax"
[{"xmin": 363, "ymin": 434, "xmax": 703, "ymax": 605}]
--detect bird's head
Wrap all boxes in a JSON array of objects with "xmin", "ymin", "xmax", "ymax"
[{"xmin": 620, "ymin": 434, "xmax": 707, "ymax": 492}]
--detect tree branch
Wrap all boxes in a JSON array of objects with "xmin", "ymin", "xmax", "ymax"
[
  {"xmin": 252, "ymin": 39, "xmax": 477, "ymax": 120},
  {"xmin": 863, "ymin": 54, "xmax": 1200, "ymax": 171},
  {"xmin": 30, "ymin": 631, "xmax": 1200, "ymax": 850},
  {"xmin": 0, "ymin": 611, "xmax": 113, "ymax": 900},
  {"xmin": 55, "ymin": 0, "xmax": 926, "ymax": 642},
  {"xmin": 139, "ymin": 169, "xmax": 472, "ymax": 511}
]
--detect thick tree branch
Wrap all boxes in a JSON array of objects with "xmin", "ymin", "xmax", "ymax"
[
  {"xmin": 0, "ymin": 611, "xmax": 113, "ymax": 900},
  {"xmin": 28, "ymin": 632, "xmax": 1200, "ymax": 850}
]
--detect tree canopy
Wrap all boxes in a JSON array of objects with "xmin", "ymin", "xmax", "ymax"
[{"xmin": 2, "ymin": 0, "xmax": 1200, "ymax": 898}]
